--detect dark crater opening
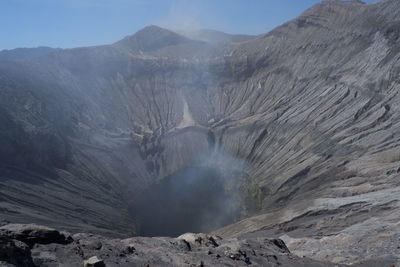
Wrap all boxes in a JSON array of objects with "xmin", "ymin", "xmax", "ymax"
[{"xmin": 130, "ymin": 166, "xmax": 240, "ymax": 237}]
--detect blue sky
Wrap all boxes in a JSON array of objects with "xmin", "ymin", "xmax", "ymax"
[{"xmin": 1, "ymin": 0, "xmax": 376, "ymax": 50}]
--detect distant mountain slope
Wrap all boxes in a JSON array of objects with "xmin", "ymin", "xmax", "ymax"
[
  {"xmin": 179, "ymin": 29, "xmax": 256, "ymax": 44},
  {"xmin": 0, "ymin": 47, "xmax": 58, "ymax": 61}
]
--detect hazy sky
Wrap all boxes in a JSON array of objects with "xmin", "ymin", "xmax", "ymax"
[{"xmin": 1, "ymin": 0, "xmax": 376, "ymax": 50}]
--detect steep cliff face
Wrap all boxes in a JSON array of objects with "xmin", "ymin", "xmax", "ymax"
[{"xmin": 1, "ymin": 0, "xmax": 400, "ymax": 264}]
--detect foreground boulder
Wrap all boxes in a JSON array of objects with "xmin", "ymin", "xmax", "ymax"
[
  {"xmin": 0, "ymin": 238, "xmax": 35, "ymax": 267},
  {"xmin": 0, "ymin": 224, "xmax": 72, "ymax": 247},
  {"xmin": 84, "ymin": 256, "xmax": 106, "ymax": 267},
  {"xmin": 178, "ymin": 233, "xmax": 220, "ymax": 248}
]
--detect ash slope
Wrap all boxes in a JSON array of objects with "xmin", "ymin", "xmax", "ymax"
[{"xmin": 0, "ymin": 0, "xmax": 400, "ymax": 265}]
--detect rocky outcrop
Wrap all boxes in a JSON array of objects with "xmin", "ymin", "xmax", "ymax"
[
  {"xmin": 0, "ymin": 224, "xmax": 72, "ymax": 267},
  {"xmin": 83, "ymin": 256, "xmax": 105, "ymax": 267},
  {"xmin": 1, "ymin": 0, "xmax": 400, "ymax": 265},
  {"xmin": 0, "ymin": 224, "xmax": 72, "ymax": 247},
  {"xmin": 0, "ymin": 222, "xmax": 367, "ymax": 267},
  {"xmin": 0, "ymin": 238, "xmax": 35, "ymax": 267}
]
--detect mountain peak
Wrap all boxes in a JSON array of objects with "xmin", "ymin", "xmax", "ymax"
[
  {"xmin": 116, "ymin": 25, "xmax": 194, "ymax": 52},
  {"xmin": 135, "ymin": 25, "xmax": 174, "ymax": 36}
]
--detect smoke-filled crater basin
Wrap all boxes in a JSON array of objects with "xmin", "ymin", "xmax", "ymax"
[{"xmin": 130, "ymin": 161, "xmax": 250, "ymax": 237}]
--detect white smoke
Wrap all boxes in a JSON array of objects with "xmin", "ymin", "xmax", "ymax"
[{"xmin": 156, "ymin": 0, "xmax": 203, "ymax": 32}]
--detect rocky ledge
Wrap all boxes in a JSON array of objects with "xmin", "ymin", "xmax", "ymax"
[{"xmin": 0, "ymin": 222, "xmax": 393, "ymax": 267}]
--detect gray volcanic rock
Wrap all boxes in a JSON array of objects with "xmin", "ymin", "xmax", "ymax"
[
  {"xmin": 0, "ymin": 0, "xmax": 400, "ymax": 265},
  {"xmin": 0, "ymin": 224, "xmax": 72, "ymax": 247},
  {"xmin": 83, "ymin": 256, "xmax": 105, "ymax": 267},
  {"xmin": 0, "ymin": 222, "xmax": 354, "ymax": 267},
  {"xmin": 0, "ymin": 238, "xmax": 35, "ymax": 267}
]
